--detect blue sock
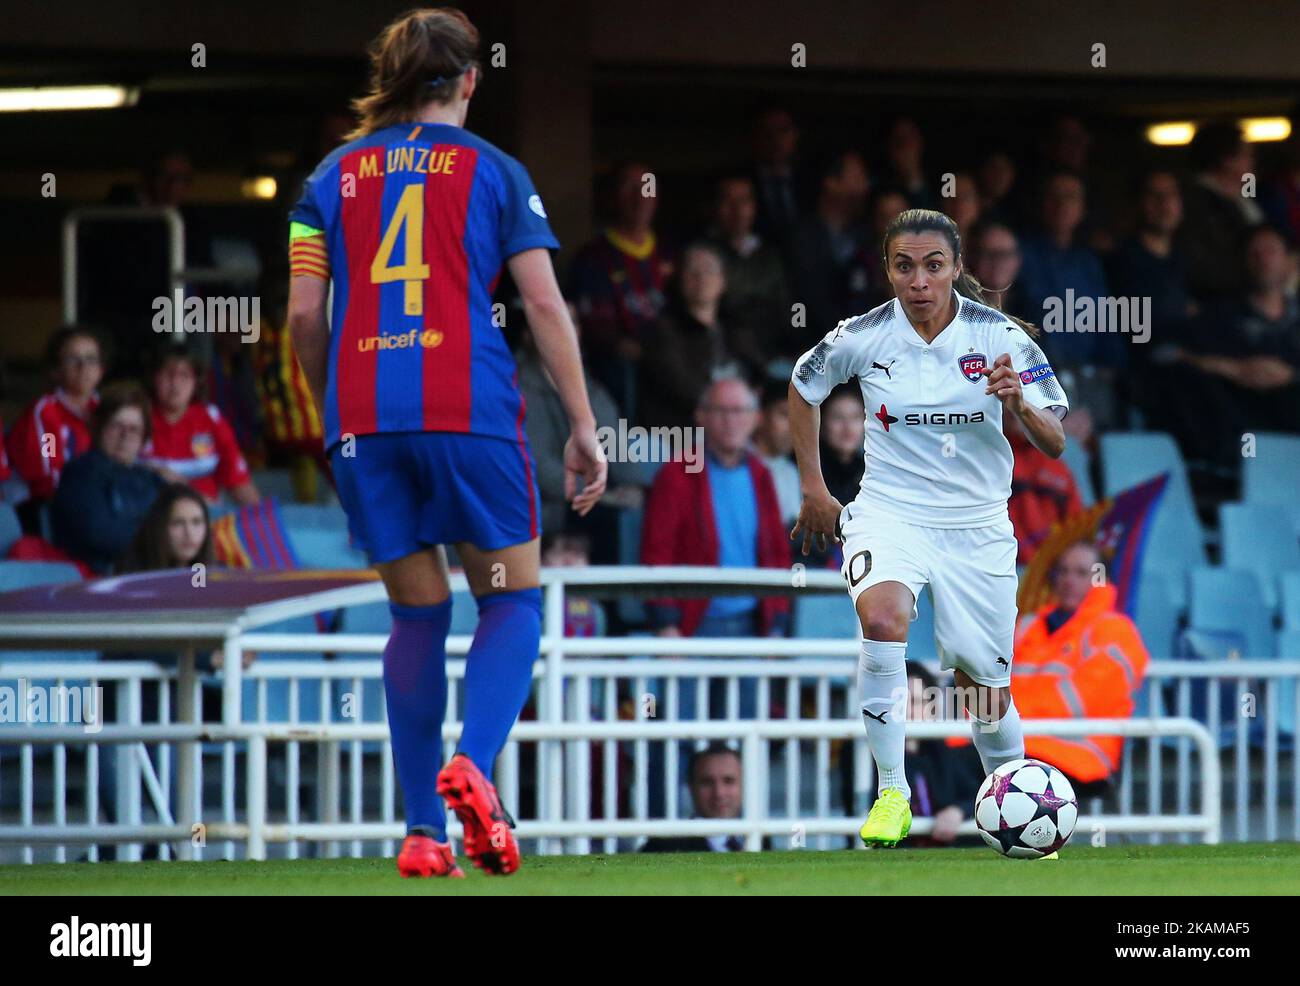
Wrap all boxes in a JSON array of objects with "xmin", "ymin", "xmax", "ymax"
[
  {"xmin": 383, "ymin": 600, "xmax": 451, "ymax": 839},
  {"xmin": 457, "ymin": 587, "xmax": 542, "ymax": 779}
]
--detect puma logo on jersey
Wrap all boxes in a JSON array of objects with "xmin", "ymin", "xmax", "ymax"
[
  {"xmin": 996, "ymin": 657, "xmax": 1009, "ymax": 668},
  {"xmin": 871, "ymin": 360, "xmax": 895, "ymax": 379}
]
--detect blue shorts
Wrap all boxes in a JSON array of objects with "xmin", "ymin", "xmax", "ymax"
[{"xmin": 330, "ymin": 432, "xmax": 541, "ymax": 564}]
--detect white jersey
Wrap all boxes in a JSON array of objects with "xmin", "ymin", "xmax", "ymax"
[{"xmin": 791, "ymin": 290, "xmax": 1069, "ymax": 528}]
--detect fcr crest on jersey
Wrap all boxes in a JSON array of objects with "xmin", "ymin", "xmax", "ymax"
[{"xmin": 958, "ymin": 352, "xmax": 987, "ymax": 383}]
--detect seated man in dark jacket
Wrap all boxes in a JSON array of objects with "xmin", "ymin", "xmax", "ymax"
[
  {"xmin": 640, "ymin": 743, "xmax": 750, "ymax": 853},
  {"xmin": 52, "ymin": 381, "xmax": 166, "ymax": 574}
]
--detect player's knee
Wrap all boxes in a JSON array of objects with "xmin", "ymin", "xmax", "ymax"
[{"xmin": 861, "ymin": 611, "xmax": 909, "ymax": 644}]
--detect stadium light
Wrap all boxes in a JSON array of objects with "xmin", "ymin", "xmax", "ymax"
[
  {"xmin": 0, "ymin": 85, "xmax": 138, "ymax": 112},
  {"xmin": 241, "ymin": 176, "xmax": 278, "ymax": 200},
  {"xmin": 1241, "ymin": 116, "xmax": 1291, "ymax": 142},
  {"xmin": 1146, "ymin": 122, "xmax": 1196, "ymax": 146}
]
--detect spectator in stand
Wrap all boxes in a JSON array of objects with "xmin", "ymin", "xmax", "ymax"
[
  {"xmin": 860, "ymin": 187, "xmax": 910, "ymax": 309},
  {"xmin": 569, "ymin": 160, "xmax": 674, "ymax": 415},
  {"xmin": 119, "ymin": 482, "xmax": 213, "ymax": 573},
  {"xmin": 1182, "ymin": 122, "xmax": 1263, "ymax": 304},
  {"xmin": 819, "ymin": 387, "xmax": 865, "ymax": 509},
  {"xmin": 540, "ymin": 531, "xmax": 605, "ymax": 638},
  {"xmin": 51, "ymin": 382, "xmax": 165, "ymax": 574},
  {"xmin": 945, "ymin": 171, "xmax": 983, "ymax": 239},
  {"xmin": 641, "ymin": 376, "xmax": 790, "ymax": 718},
  {"xmin": 1012, "ymin": 540, "xmax": 1150, "ymax": 788},
  {"xmin": 1006, "ymin": 411, "xmax": 1084, "ymax": 565},
  {"xmin": 1263, "ymin": 136, "xmax": 1300, "ymax": 247},
  {"xmin": 809, "ymin": 386, "xmax": 864, "ymax": 568},
  {"xmin": 1107, "ymin": 170, "xmax": 1197, "ymax": 383},
  {"xmin": 139, "ymin": 345, "xmax": 260, "ymax": 506},
  {"xmin": 1150, "ymin": 224, "xmax": 1300, "ymax": 485},
  {"xmin": 640, "ymin": 743, "xmax": 748, "ymax": 853},
  {"xmin": 968, "ymin": 219, "xmax": 1027, "ymax": 320},
  {"xmin": 8, "ymin": 327, "xmax": 104, "ymax": 531},
  {"xmin": 750, "ymin": 107, "xmax": 804, "ymax": 245},
  {"xmin": 1033, "ymin": 115, "xmax": 1111, "ymax": 249},
  {"xmin": 903, "ymin": 662, "xmax": 985, "ymax": 848},
  {"xmin": 1016, "ymin": 172, "xmax": 1119, "ymax": 367},
  {"xmin": 787, "ymin": 150, "xmax": 871, "ymax": 337},
  {"xmin": 977, "ymin": 149, "xmax": 1023, "ymax": 229},
  {"xmin": 638, "ymin": 243, "xmax": 764, "ymax": 431},
  {"xmin": 517, "ymin": 324, "xmax": 642, "ymax": 562},
  {"xmin": 708, "ymin": 174, "xmax": 795, "ymax": 361},
  {"xmin": 753, "ymin": 378, "xmax": 801, "ymax": 527},
  {"xmin": 880, "ymin": 117, "xmax": 935, "ymax": 210}
]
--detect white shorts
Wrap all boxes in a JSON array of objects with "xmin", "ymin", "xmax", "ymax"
[{"xmin": 837, "ymin": 503, "xmax": 1018, "ymax": 687}]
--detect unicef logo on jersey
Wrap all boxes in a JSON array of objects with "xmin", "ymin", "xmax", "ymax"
[
  {"xmin": 528, "ymin": 194, "xmax": 547, "ymax": 219},
  {"xmin": 958, "ymin": 352, "xmax": 987, "ymax": 383}
]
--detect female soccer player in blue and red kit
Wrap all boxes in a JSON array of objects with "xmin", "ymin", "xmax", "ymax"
[{"xmin": 288, "ymin": 8, "xmax": 606, "ymax": 878}]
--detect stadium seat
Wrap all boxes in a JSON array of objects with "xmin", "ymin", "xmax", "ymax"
[
  {"xmin": 1281, "ymin": 571, "xmax": 1300, "ymax": 629},
  {"xmin": 1273, "ymin": 629, "xmax": 1300, "ymax": 739},
  {"xmin": 910, "ymin": 584, "xmax": 939, "ymax": 664},
  {"xmin": 1060, "ymin": 438, "xmax": 1096, "ymax": 507},
  {"xmin": 1187, "ymin": 567, "xmax": 1274, "ymax": 661},
  {"xmin": 1241, "ymin": 433, "xmax": 1300, "ymax": 507},
  {"xmin": 250, "ymin": 468, "xmax": 298, "ymax": 502},
  {"xmin": 1100, "ymin": 432, "xmax": 1206, "ymax": 607},
  {"xmin": 1219, "ymin": 503, "xmax": 1300, "ymax": 612},
  {"xmin": 287, "ymin": 527, "xmax": 368, "ymax": 570},
  {"xmin": 792, "ymin": 592, "xmax": 859, "ymax": 660},
  {"xmin": 1133, "ymin": 568, "xmax": 1181, "ymax": 660},
  {"xmin": 280, "ymin": 503, "xmax": 350, "ymax": 533},
  {"xmin": 0, "ymin": 502, "xmax": 21, "ymax": 557}
]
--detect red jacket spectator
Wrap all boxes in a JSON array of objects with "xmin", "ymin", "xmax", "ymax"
[
  {"xmin": 640, "ymin": 452, "xmax": 789, "ymax": 636},
  {"xmin": 8, "ymin": 390, "xmax": 98, "ymax": 501},
  {"xmin": 141, "ymin": 402, "xmax": 252, "ymax": 502},
  {"xmin": 1008, "ymin": 427, "xmax": 1083, "ymax": 564}
]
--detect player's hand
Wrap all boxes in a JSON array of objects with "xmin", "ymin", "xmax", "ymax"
[
  {"xmin": 564, "ymin": 422, "xmax": 608, "ymax": 517},
  {"xmin": 981, "ymin": 353, "xmax": 1025, "ymax": 414},
  {"xmin": 790, "ymin": 488, "xmax": 844, "ymax": 557}
]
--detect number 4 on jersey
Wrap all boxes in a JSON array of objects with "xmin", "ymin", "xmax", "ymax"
[{"xmin": 371, "ymin": 184, "xmax": 430, "ymax": 316}]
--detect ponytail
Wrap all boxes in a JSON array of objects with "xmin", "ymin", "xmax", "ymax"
[{"xmin": 883, "ymin": 208, "xmax": 1040, "ymax": 338}]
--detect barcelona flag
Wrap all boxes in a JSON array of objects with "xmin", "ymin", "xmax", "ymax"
[
  {"xmin": 1017, "ymin": 473, "xmax": 1169, "ymax": 618},
  {"xmin": 211, "ymin": 498, "xmax": 300, "ymax": 571}
]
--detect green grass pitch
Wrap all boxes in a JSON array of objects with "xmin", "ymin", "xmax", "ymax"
[{"xmin": 3, "ymin": 843, "xmax": 1298, "ymax": 895}]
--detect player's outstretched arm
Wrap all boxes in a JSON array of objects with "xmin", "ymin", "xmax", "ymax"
[
  {"xmin": 508, "ymin": 248, "xmax": 607, "ymax": 515},
  {"xmin": 787, "ymin": 382, "xmax": 842, "ymax": 556},
  {"xmin": 287, "ymin": 275, "xmax": 330, "ymax": 420}
]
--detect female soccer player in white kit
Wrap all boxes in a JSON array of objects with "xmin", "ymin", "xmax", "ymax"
[{"xmin": 788, "ymin": 209, "xmax": 1069, "ymax": 847}]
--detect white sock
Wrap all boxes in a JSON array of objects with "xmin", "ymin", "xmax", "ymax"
[
  {"xmin": 858, "ymin": 639, "xmax": 910, "ymax": 800},
  {"xmin": 970, "ymin": 699, "xmax": 1025, "ymax": 775}
]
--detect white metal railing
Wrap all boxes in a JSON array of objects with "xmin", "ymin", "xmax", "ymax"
[
  {"xmin": 0, "ymin": 567, "xmax": 1296, "ymax": 861},
  {"xmin": 0, "ymin": 718, "xmax": 1220, "ymax": 862}
]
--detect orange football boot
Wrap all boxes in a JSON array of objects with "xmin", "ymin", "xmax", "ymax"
[
  {"xmin": 396, "ymin": 833, "xmax": 464, "ymax": 878},
  {"xmin": 436, "ymin": 753, "xmax": 520, "ymax": 875}
]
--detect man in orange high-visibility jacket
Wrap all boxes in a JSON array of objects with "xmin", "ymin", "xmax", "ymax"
[{"xmin": 1012, "ymin": 540, "xmax": 1150, "ymax": 785}]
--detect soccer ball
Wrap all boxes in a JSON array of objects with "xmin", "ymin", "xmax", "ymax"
[{"xmin": 974, "ymin": 758, "xmax": 1078, "ymax": 859}]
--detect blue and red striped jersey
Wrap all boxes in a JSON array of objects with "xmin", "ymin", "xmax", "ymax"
[{"xmin": 289, "ymin": 122, "xmax": 559, "ymax": 451}]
